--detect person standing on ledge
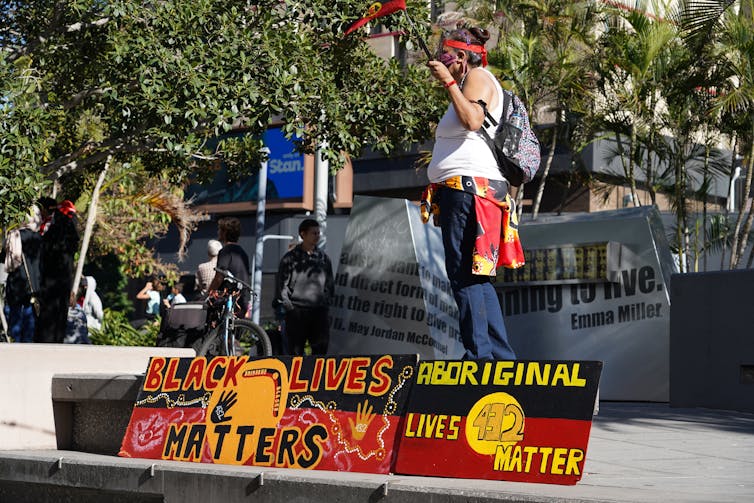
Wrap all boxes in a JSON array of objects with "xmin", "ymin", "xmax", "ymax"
[
  {"xmin": 423, "ymin": 24, "xmax": 523, "ymax": 360},
  {"xmin": 275, "ymin": 219, "xmax": 334, "ymax": 355}
]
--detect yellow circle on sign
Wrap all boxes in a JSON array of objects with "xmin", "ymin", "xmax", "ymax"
[{"xmin": 464, "ymin": 392, "xmax": 525, "ymax": 456}]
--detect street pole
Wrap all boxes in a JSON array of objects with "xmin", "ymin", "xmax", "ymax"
[
  {"xmin": 250, "ymin": 234, "xmax": 294, "ymax": 325},
  {"xmin": 252, "ymin": 147, "xmax": 270, "ymax": 325},
  {"xmin": 314, "ymin": 143, "xmax": 329, "ymax": 250}
]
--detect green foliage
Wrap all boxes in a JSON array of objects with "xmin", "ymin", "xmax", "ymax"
[
  {"xmin": 0, "ymin": 0, "xmax": 443, "ymax": 228},
  {"xmin": 89, "ymin": 309, "xmax": 158, "ymax": 346},
  {"xmin": 0, "ymin": 52, "xmax": 52, "ymax": 229}
]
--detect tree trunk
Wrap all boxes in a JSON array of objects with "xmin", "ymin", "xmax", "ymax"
[
  {"xmin": 628, "ymin": 120, "xmax": 640, "ymax": 207},
  {"xmin": 71, "ymin": 156, "xmax": 111, "ymax": 299},
  {"xmin": 532, "ymin": 121, "xmax": 558, "ymax": 220},
  {"xmin": 614, "ymin": 132, "xmax": 635, "ymax": 207},
  {"xmin": 729, "ymin": 130, "xmax": 754, "ymax": 269},
  {"xmin": 733, "ymin": 160, "xmax": 754, "ymax": 268},
  {"xmin": 721, "ymin": 133, "xmax": 738, "ymax": 269},
  {"xmin": 646, "ymin": 92, "xmax": 657, "ymax": 206},
  {"xmin": 702, "ymin": 143, "xmax": 710, "ymax": 271},
  {"xmin": 675, "ymin": 156, "xmax": 686, "ymax": 273}
]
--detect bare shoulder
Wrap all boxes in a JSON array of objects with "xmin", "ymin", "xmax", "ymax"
[{"xmin": 462, "ymin": 67, "xmax": 497, "ymax": 108}]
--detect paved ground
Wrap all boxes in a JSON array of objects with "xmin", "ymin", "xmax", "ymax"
[
  {"xmin": 1, "ymin": 402, "xmax": 753, "ymax": 502},
  {"xmin": 517, "ymin": 402, "xmax": 754, "ymax": 502}
]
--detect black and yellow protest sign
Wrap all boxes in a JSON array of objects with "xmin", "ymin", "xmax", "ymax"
[
  {"xmin": 393, "ymin": 360, "xmax": 602, "ymax": 485},
  {"xmin": 119, "ymin": 354, "xmax": 417, "ymax": 474}
]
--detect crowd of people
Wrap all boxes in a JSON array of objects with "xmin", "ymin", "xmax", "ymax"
[
  {"xmin": 131, "ymin": 217, "xmax": 334, "ymax": 356},
  {"xmin": 0, "ymin": 198, "xmax": 104, "ymax": 344}
]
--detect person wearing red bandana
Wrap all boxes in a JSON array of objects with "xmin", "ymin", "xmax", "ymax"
[
  {"xmin": 424, "ymin": 25, "xmax": 517, "ymax": 361},
  {"xmin": 36, "ymin": 199, "xmax": 80, "ymax": 343}
]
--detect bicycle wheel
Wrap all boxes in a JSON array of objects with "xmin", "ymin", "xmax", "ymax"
[{"xmin": 233, "ymin": 319, "xmax": 272, "ymax": 357}]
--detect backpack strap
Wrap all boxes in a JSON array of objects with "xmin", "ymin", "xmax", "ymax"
[
  {"xmin": 477, "ymin": 92, "xmax": 511, "ymax": 128},
  {"xmin": 477, "ymin": 91, "xmax": 511, "ymax": 141}
]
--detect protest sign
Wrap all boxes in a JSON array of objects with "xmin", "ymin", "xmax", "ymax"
[
  {"xmin": 328, "ymin": 196, "xmax": 464, "ymax": 359},
  {"xmin": 394, "ymin": 359, "xmax": 602, "ymax": 485},
  {"xmin": 119, "ymin": 354, "xmax": 417, "ymax": 474}
]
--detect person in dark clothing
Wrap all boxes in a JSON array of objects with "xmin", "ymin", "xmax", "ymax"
[
  {"xmin": 275, "ymin": 219, "xmax": 334, "ymax": 355},
  {"xmin": 208, "ymin": 217, "xmax": 251, "ymax": 316},
  {"xmin": 36, "ymin": 200, "xmax": 80, "ymax": 343},
  {"xmin": 1, "ymin": 207, "xmax": 43, "ymax": 343}
]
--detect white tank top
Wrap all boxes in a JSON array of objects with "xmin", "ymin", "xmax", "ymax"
[{"xmin": 428, "ymin": 67, "xmax": 504, "ymax": 183}]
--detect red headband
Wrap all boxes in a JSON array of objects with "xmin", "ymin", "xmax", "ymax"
[
  {"xmin": 443, "ymin": 39, "xmax": 488, "ymax": 67},
  {"xmin": 58, "ymin": 200, "xmax": 77, "ymax": 217}
]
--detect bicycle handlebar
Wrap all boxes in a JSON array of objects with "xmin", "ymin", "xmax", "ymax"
[{"xmin": 214, "ymin": 267, "xmax": 253, "ymax": 292}]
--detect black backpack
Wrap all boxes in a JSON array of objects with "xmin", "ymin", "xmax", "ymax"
[{"xmin": 477, "ymin": 92, "xmax": 541, "ymax": 187}]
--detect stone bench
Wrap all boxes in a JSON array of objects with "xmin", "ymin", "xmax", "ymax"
[
  {"xmin": 52, "ymin": 373, "xmax": 144, "ymax": 455},
  {"xmin": 0, "ymin": 344, "xmax": 194, "ymax": 450}
]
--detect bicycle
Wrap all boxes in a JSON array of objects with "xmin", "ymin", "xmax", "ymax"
[{"xmin": 196, "ymin": 268, "xmax": 272, "ymax": 358}]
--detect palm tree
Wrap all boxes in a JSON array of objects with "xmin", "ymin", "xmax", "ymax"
[
  {"xmin": 592, "ymin": 1, "xmax": 679, "ymax": 209},
  {"xmin": 701, "ymin": 2, "xmax": 754, "ymax": 268},
  {"xmin": 529, "ymin": 1, "xmax": 600, "ymax": 219},
  {"xmin": 457, "ymin": 0, "xmax": 600, "ymax": 219}
]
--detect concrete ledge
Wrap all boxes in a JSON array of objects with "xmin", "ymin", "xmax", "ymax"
[
  {"xmin": 52, "ymin": 374, "xmax": 144, "ymax": 455},
  {"xmin": 0, "ymin": 450, "xmax": 542, "ymax": 503},
  {"xmin": 0, "ymin": 345, "xmax": 194, "ymax": 450},
  {"xmin": 2, "ymin": 403, "xmax": 753, "ymax": 503}
]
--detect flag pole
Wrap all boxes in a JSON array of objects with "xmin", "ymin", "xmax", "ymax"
[{"xmin": 402, "ymin": 10, "xmax": 432, "ymax": 60}]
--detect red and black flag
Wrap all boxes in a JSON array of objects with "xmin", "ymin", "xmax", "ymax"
[
  {"xmin": 344, "ymin": 0, "xmax": 407, "ymax": 36},
  {"xmin": 394, "ymin": 360, "xmax": 603, "ymax": 485}
]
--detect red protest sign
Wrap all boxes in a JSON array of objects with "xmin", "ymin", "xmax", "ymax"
[{"xmin": 120, "ymin": 354, "xmax": 417, "ymax": 473}]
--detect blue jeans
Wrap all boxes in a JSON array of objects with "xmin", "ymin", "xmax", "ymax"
[
  {"xmin": 4, "ymin": 304, "xmax": 36, "ymax": 343},
  {"xmin": 437, "ymin": 186, "xmax": 516, "ymax": 360}
]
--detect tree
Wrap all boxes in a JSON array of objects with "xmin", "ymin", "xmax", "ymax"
[
  {"xmin": 523, "ymin": 1, "xmax": 599, "ymax": 220},
  {"xmin": 451, "ymin": 1, "xmax": 599, "ymax": 219},
  {"xmin": 678, "ymin": 0, "xmax": 754, "ymax": 269},
  {"xmin": 1, "ymin": 0, "xmax": 445, "ymax": 289},
  {"xmin": 592, "ymin": 1, "xmax": 680, "ymax": 208},
  {"xmin": 0, "ymin": 0, "xmax": 444, "ymax": 225},
  {"xmin": 714, "ymin": 4, "xmax": 754, "ymax": 269}
]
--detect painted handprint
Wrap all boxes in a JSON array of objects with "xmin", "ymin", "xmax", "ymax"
[
  {"xmin": 348, "ymin": 399, "xmax": 376, "ymax": 441},
  {"xmin": 210, "ymin": 390, "xmax": 238, "ymax": 423}
]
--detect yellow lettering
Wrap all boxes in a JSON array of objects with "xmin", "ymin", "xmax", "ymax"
[
  {"xmin": 538, "ymin": 447, "xmax": 553, "ymax": 473},
  {"xmin": 551, "ymin": 364, "xmax": 571, "ymax": 386},
  {"xmin": 569, "ymin": 363, "xmax": 587, "ymax": 387},
  {"xmin": 424, "ymin": 414, "xmax": 438, "ymax": 437},
  {"xmin": 447, "ymin": 416, "xmax": 460, "ymax": 440},
  {"xmin": 492, "ymin": 361, "xmax": 515, "ymax": 385},
  {"xmin": 565, "ymin": 449, "xmax": 584, "ymax": 475},
  {"xmin": 523, "ymin": 446, "xmax": 538, "ymax": 472},
  {"xmin": 493, "ymin": 444, "xmax": 512, "ymax": 471},
  {"xmin": 505, "ymin": 445, "xmax": 523, "ymax": 472},
  {"xmin": 460, "ymin": 361, "xmax": 478, "ymax": 385},
  {"xmin": 431, "ymin": 361, "xmax": 446, "ymax": 384},
  {"xmin": 435, "ymin": 415, "xmax": 447, "ymax": 438},
  {"xmin": 404, "ymin": 413, "xmax": 416, "ymax": 438},
  {"xmin": 417, "ymin": 362, "xmax": 432, "ymax": 385},
  {"xmin": 550, "ymin": 448, "xmax": 568, "ymax": 474},
  {"xmin": 525, "ymin": 362, "xmax": 548, "ymax": 385},
  {"xmin": 481, "ymin": 361, "xmax": 492, "ymax": 385}
]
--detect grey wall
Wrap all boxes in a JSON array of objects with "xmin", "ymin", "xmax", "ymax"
[{"xmin": 670, "ymin": 270, "xmax": 754, "ymax": 412}]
